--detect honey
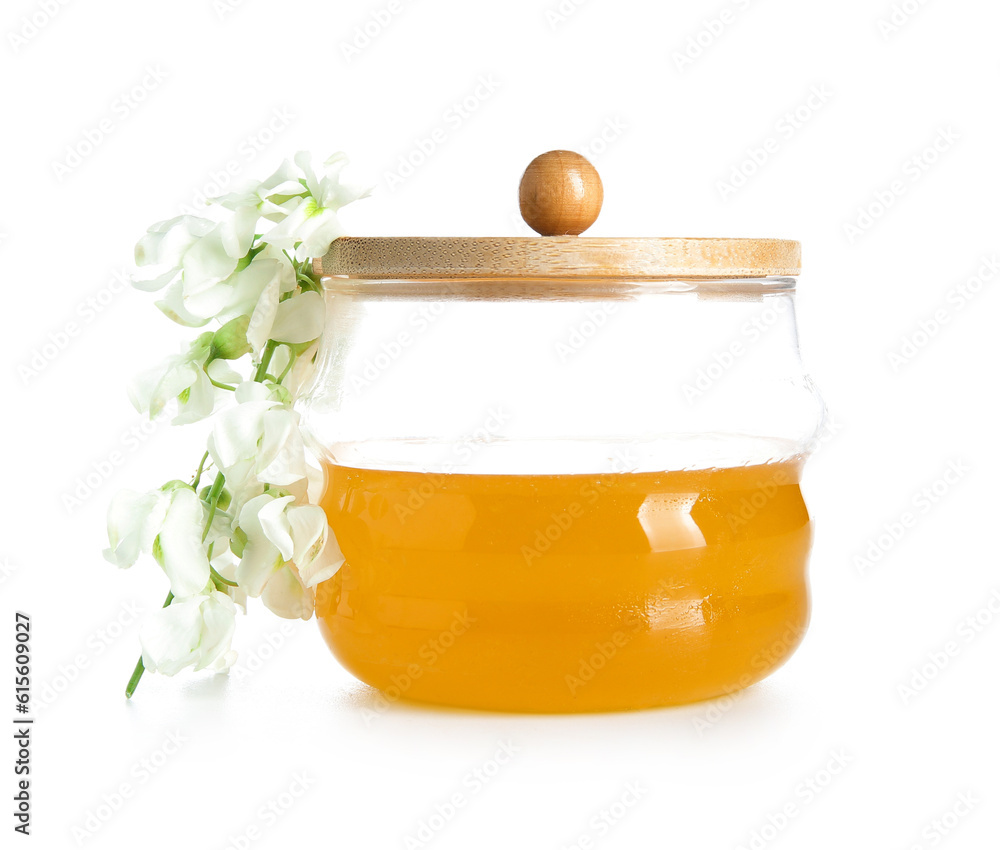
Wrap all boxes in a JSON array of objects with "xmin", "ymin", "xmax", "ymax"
[{"xmin": 316, "ymin": 460, "xmax": 811, "ymax": 712}]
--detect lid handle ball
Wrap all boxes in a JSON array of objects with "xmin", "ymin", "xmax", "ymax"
[{"xmin": 518, "ymin": 150, "xmax": 604, "ymax": 236}]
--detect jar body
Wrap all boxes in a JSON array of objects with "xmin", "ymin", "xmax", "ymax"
[{"xmin": 299, "ymin": 277, "xmax": 824, "ymax": 711}]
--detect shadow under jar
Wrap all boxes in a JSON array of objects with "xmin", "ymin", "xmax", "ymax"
[{"xmin": 298, "ymin": 156, "xmax": 825, "ymax": 712}]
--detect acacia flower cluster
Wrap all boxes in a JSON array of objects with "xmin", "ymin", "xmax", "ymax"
[{"xmin": 104, "ymin": 152, "xmax": 369, "ymax": 696}]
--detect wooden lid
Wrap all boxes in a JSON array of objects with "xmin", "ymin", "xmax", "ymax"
[{"xmin": 314, "ymin": 151, "xmax": 800, "ymax": 280}]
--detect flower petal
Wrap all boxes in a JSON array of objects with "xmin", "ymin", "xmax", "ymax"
[
  {"xmin": 210, "ymin": 399, "xmax": 274, "ymax": 469},
  {"xmin": 257, "ymin": 495, "xmax": 296, "ymax": 559},
  {"xmin": 236, "ymin": 494, "xmax": 286, "ymax": 595},
  {"xmin": 299, "ymin": 531, "xmax": 346, "ymax": 588},
  {"xmin": 153, "ymin": 488, "xmax": 211, "ymax": 596},
  {"xmin": 269, "ymin": 291, "xmax": 324, "ymax": 344},
  {"xmin": 287, "ymin": 504, "xmax": 328, "ymax": 569},
  {"xmin": 140, "ymin": 591, "xmax": 236, "ymax": 676},
  {"xmin": 181, "ymin": 227, "xmax": 238, "ymax": 294},
  {"xmin": 246, "ymin": 272, "xmax": 281, "ymax": 354},
  {"xmin": 103, "ymin": 489, "xmax": 169, "ymax": 568},
  {"xmin": 256, "ymin": 409, "xmax": 306, "ymax": 486},
  {"xmin": 261, "ymin": 565, "xmax": 313, "ymax": 620}
]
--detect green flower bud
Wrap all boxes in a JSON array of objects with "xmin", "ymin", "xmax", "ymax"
[{"xmin": 211, "ymin": 315, "xmax": 252, "ymax": 361}]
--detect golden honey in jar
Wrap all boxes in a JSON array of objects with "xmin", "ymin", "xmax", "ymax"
[{"xmin": 299, "ymin": 151, "xmax": 824, "ymax": 712}]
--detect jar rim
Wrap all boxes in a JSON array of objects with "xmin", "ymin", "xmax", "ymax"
[
  {"xmin": 315, "ymin": 237, "xmax": 801, "ymax": 281},
  {"xmin": 316, "ymin": 276, "xmax": 797, "ymax": 301}
]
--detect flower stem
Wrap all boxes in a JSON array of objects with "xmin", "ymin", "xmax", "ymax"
[
  {"xmin": 208, "ymin": 377, "xmax": 237, "ymax": 391},
  {"xmin": 210, "ymin": 566, "xmax": 238, "ymax": 588},
  {"xmin": 125, "ymin": 590, "xmax": 173, "ymax": 699},
  {"xmin": 253, "ymin": 340, "xmax": 277, "ymax": 382},
  {"xmin": 276, "ymin": 351, "xmax": 297, "ymax": 385},
  {"xmin": 201, "ymin": 472, "xmax": 227, "ymax": 542},
  {"xmin": 192, "ymin": 451, "xmax": 210, "ymax": 490}
]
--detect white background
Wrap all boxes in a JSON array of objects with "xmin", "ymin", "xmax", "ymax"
[{"xmin": 3, "ymin": 0, "xmax": 999, "ymax": 848}]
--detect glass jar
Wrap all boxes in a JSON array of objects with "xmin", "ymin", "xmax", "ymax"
[{"xmin": 298, "ymin": 152, "xmax": 825, "ymax": 712}]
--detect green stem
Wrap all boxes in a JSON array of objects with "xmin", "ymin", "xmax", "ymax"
[
  {"xmin": 201, "ymin": 472, "xmax": 227, "ymax": 542},
  {"xmin": 253, "ymin": 340, "xmax": 277, "ymax": 382},
  {"xmin": 210, "ymin": 566, "xmax": 238, "ymax": 588},
  {"xmin": 125, "ymin": 591, "xmax": 173, "ymax": 699},
  {"xmin": 276, "ymin": 350, "xmax": 297, "ymax": 385},
  {"xmin": 192, "ymin": 451, "xmax": 209, "ymax": 490},
  {"xmin": 208, "ymin": 377, "xmax": 237, "ymax": 391}
]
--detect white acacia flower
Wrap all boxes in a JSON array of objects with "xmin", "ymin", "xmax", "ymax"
[
  {"xmin": 105, "ymin": 485, "xmax": 212, "ymax": 597},
  {"xmin": 151, "ymin": 487, "xmax": 213, "ymax": 597},
  {"xmin": 140, "ymin": 591, "xmax": 237, "ymax": 676},
  {"xmin": 135, "ymin": 217, "xmax": 253, "ymax": 326},
  {"xmin": 264, "ymin": 152, "xmax": 371, "ymax": 261},
  {"xmin": 117, "ymin": 149, "xmax": 371, "ymax": 695},
  {"xmin": 236, "ymin": 494, "xmax": 330, "ymax": 618},
  {"xmin": 134, "ymin": 215, "xmax": 215, "ymax": 285},
  {"xmin": 216, "ymin": 160, "xmax": 307, "ymax": 222},
  {"xmin": 208, "ymin": 383, "xmax": 309, "ymax": 487},
  {"xmin": 261, "ymin": 565, "xmax": 313, "ymax": 620},
  {"xmin": 298, "ymin": 525, "xmax": 346, "ymax": 589},
  {"xmin": 218, "ymin": 254, "xmax": 291, "ymax": 325},
  {"xmin": 128, "ymin": 333, "xmax": 216, "ymax": 424},
  {"xmin": 104, "ymin": 489, "xmax": 171, "ymax": 569}
]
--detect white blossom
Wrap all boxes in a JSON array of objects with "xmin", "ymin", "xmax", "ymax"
[
  {"xmin": 105, "ymin": 485, "xmax": 212, "ymax": 597},
  {"xmin": 264, "ymin": 152, "xmax": 371, "ymax": 261},
  {"xmin": 236, "ymin": 493, "xmax": 333, "ymax": 618},
  {"xmin": 128, "ymin": 333, "xmax": 216, "ymax": 424},
  {"xmin": 140, "ymin": 591, "xmax": 237, "ymax": 676},
  {"xmin": 111, "ymin": 149, "xmax": 368, "ymax": 695}
]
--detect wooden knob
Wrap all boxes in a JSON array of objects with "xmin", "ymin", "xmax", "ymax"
[{"xmin": 518, "ymin": 150, "xmax": 603, "ymax": 236}]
